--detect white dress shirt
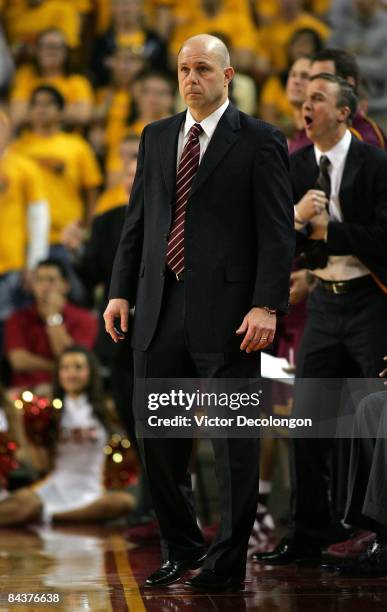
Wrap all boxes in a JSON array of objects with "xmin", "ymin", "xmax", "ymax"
[
  {"xmin": 176, "ymin": 98, "xmax": 230, "ymax": 167},
  {"xmin": 313, "ymin": 129, "xmax": 370, "ymax": 281}
]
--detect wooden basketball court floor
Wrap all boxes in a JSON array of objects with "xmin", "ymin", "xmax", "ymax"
[{"xmin": 1, "ymin": 525, "xmax": 387, "ymax": 611}]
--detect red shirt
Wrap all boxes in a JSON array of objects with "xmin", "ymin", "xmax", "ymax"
[{"xmin": 5, "ymin": 302, "xmax": 98, "ymax": 389}]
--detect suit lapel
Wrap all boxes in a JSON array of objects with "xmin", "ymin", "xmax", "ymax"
[
  {"xmin": 339, "ymin": 137, "xmax": 365, "ymax": 219},
  {"xmin": 158, "ymin": 112, "xmax": 186, "ymax": 200},
  {"xmin": 189, "ymin": 104, "xmax": 240, "ymax": 198},
  {"xmin": 293, "ymin": 147, "xmax": 318, "ymax": 196}
]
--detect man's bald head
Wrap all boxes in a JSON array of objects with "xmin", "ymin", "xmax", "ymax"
[
  {"xmin": 178, "ymin": 34, "xmax": 231, "ymax": 69},
  {"xmin": 177, "ymin": 34, "xmax": 234, "ymax": 120}
]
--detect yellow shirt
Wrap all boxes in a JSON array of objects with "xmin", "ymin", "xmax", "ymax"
[
  {"xmin": 260, "ymin": 75, "xmax": 294, "ymax": 125},
  {"xmin": 106, "ymin": 119, "xmax": 147, "ymax": 174},
  {"xmin": 10, "ymin": 65, "xmax": 94, "ymax": 105},
  {"xmin": 170, "ymin": 1, "xmax": 256, "ymax": 55},
  {"xmin": 94, "ymin": 184, "xmax": 128, "ymax": 217},
  {"xmin": 96, "ymin": 87, "xmax": 132, "ymax": 152},
  {"xmin": 4, "ymin": 0, "xmax": 80, "ymax": 48},
  {"xmin": 10, "ymin": 131, "xmax": 102, "ymax": 244},
  {"xmin": 70, "ymin": 0, "xmax": 92, "ymax": 13},
  {"xmin": 94, "ymin": 0, "xmax": 111, "ymax": 34},
  {"xmin": 0, "ymin": 150, "xmax": 46, "ymax": 274},
  {"xmin": 143, "ymin": 0, "xmax": 175, "ymax": 28},
  {"xmin": 255, "ymin": 0, "xmax": 331, "ymax": 22},
  {"xmin": 259, "ymin": 13, "xmax": 330, "ymax": 71}
]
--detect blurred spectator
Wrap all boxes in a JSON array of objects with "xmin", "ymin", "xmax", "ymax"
[
  {"xmin": 106, "ymin": 70, "xmax": 175, "ymax": 177},
  {"xmin": 10, "ymin": 29, "xmax": 94, "ymax": 129},
  {"xmin": 105, "ymin": 133, "xmax": 140, "ymax": 189},
  {"xmin": 0, "ymin": 111, "xmax": 49, "ymax": 351},
  {"xmin": 10, "ymin": 86, "xmax": 102, "ymax": 267},
  {"xmin": 91, "ymin": 0, "xmax": 168, "ymax": 87},
  {"xmin": 311, "ymin": 48, "xmax": 387, "ymax": 149},
  {"xmin": 260, "ymin": 28, "xmax": 323, "ymax": 130},
  {"xmin": 259, "ymin": 0, "xmax": 330, "ymax": 74},
  {"xmin": 255, "ymin": 0, "xmax": 332, "ymax": 25},
  {"xmin": 170, "ymin": 0, "xmax": 256, "ymax": 73},
  {"xmin": 329, "ymin": 0, "xmax": 353, "ymax": 23},
  {"xmin": 329, "ymin": 0, "xmax": 387, "ymax": 122},
  {"xmin": 4, "ymin": 259, "xmax": 98, "ymax": 393},
  {"xmin": 3, "ymin": 0, "xmax": 80, "ymax": 58},
  {"xmin": 286, "ymin": 56, "xmax": 313, "ymax": 151},
  {"xmin": 92, "ymin": 45, "xmax": 147, "ymax": 173},
  {"xmin": 143, "ymin": 0, "xmax": 175, "ymax": 41}
]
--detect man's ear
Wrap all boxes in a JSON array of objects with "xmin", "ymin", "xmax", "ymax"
[
  {"xmin": 338, "ymin": 106, "xmax": 351, "ymax": 124},
  {"xmin": 224, "ymin": 67, "xmax": 234, "ymax": 85}
]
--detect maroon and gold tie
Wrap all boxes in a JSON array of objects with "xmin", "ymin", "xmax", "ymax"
[{"xmin": 166, "ymin": 122, "xmax": 203, "ymax": 275}]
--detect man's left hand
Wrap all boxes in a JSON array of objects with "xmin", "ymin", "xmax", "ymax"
[{"xmin": 236, "ymin": 307, "xmax": 276, "ymax": 353}]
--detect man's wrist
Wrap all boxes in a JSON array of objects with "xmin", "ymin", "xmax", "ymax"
[
  {"xmin": 256, "ymin": 306, "xmax": 277, "ymax": 315},
  {"xmin": 46, "ymin": 313, "xmax": 64, "ymax": 327}
]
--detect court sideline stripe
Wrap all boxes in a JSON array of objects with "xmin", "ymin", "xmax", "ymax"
[{"xmin": 110, "ymin": 535, "xmax": 146, "ymax": 611}]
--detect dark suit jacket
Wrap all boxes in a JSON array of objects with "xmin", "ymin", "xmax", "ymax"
[
  {"xmin": 109, "ymin": 103, "xmax": 295, "ymax": 352},
  {"xmin": 291, "ymin": 136, "xmax": 387, "ymax": 291}
]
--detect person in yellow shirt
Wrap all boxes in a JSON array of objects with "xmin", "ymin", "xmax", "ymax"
[
  {"xmin": 93, "ymin": 45, "xmax": 147, "ymax": 173},
  {"xmin": 11, "ymin": 86, "xmax": 102, "ymax": 255},
  {"xmin": 259, "ymin": 27, "xmax": 324, "ymax": 130},
  {"xmin": 10, "ymin": 28, "xmax": 94, "ymax": 129},
  {"xmin": 258, "ymin": 0, "xmax": 330, "ymax": 74},
  {"xmin": 0, "ymin": 110, "xmax": 49, "ymax": 347},
  {"xmin": 170, "ymin": 0, "xmax": 256, "ymax": 73},
  {"xmin": 254, "ymin": 0, "xmax": 332, "ymax": 25},
  {"xmin": 92, "ymin": 0, "xmax": 168, "ymax": 87},
  {"xmin": 4, "ymin": 0, "xmax": 80, "ymax": 52},
  {"xmin": 106, "ymin": 71, "xmax": 175, "ymax": 181}
]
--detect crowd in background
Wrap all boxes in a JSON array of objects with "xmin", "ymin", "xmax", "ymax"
[{"xmin": 1, "ymin": 0, "xmax": 387, "ymax": 548}]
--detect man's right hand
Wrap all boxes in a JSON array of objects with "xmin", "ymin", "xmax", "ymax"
[
  {"xmin": 103, "ymin": 299, "xmax": 129, "ymax": 343},
  {"xmin": 296, "ymin": 189, "xmax": 328, "ymax": 222}
]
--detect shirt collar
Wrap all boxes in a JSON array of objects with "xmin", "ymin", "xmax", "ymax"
[
  {"xmin": 314, "ymin": 129, "xmax": 352, "ymax": 169},
  {"xmin": 184, "ymin": 98, "xmax": 230, "ymax": 139}
]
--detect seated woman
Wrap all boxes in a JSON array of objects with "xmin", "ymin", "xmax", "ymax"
[
  {"xmin": 10, "ymin": 28, "xmax": 94, "ymax": 129},
  {"xmin": 0, "ymin": 346, "xmax": 135, "ymax": 525}
]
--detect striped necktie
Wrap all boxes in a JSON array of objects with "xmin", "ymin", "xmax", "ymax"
[
  {"xmin": 316, "ymin": 155, "xmax": 331, "ymax": 212},
  {"xmin": 166, "ymin": 122, "xmax": 203, "ymax": 275}
]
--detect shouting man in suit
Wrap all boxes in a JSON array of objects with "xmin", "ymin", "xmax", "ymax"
[
  {"xmin": 104, "ymin": 34, "xmax": 294, "ymax": 591},
  {"xmin": 255, "ymin": 73, "xmax": 387, "ymax": 566}
]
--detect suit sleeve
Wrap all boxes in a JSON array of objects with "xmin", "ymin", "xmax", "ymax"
[
  {"xmin": 327, "ymin": 155, "xmax": 387, "ymax": 259},
  {"xmin": 108, "ymin": 128, "xmax": 146, "ymax": 303},
  {"xmin": 252, "ymin": 127, "xmax": 295, "ymax": 313}
]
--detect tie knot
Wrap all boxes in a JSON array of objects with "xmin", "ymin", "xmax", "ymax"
[
  {"xmin": 320, "ymin": 155, "xmax": 331, "ymax": 171},
  {"xmin": 189, "ymin": 123, "xmax": 203, "ymax": 139}
]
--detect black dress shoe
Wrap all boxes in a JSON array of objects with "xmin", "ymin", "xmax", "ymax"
[
  {"xmin": 252, "ymin": 536, "xmax": 322, "ymax": 566},
  {"xmin": 329, "ymin": 541, "xmax": 387, "ymax": 577},
  {"xmin": 185, "ymin": 569, "xmax": 244, "ymax": 592},
  {"xmin": 145, "ymin": 554, "xmax": 206, "ymax": 587}
]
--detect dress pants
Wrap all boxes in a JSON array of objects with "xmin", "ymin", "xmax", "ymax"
[
  {"xmin": 133, "ymin": 276, "xmax": 260, "ymax": 580},
  {"xmin": 291, "ymin": 279, "xmax": 387, "ymax": 540},
  {"xmin": 345, "ymin": 390, "xmax": 387, "ymax": 529}
]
